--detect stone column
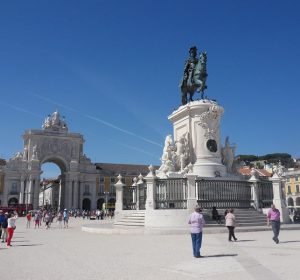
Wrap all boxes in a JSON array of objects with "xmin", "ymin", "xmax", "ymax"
[
  {"xmin": 19, "ymin": 176, "xmax": 25, "ymax": 204},
  {"xmin": 58, "ymin": 179, "xmax": 62, "ymax": 211},
  {"xmin": 271, "ymin": 174, "xmax": 290, "ymax": 223},
  {"xmin": 33, "ymin": 176, "xmax": 40, "ymax": 209},
  {"xmin": 145, "ymin": 165, "xmax": 156, "ymax": 210},
  {"xmin": 248, "ymin": 169, "xmax": 259, "ymax": 210},
  {"xmin": 186, "ymin": 174, "xmax": 198, "ymax": 212},
  {"xmin": 2, "ymin": 177, "xmax": 9, "ymax": 206},
  {"xmin": 73, "ymin": 180, "xmax": 79, "ymax": 209},
  {"xmin": 64, "ymin": 179, "xmax": 72, "ymax": 210},
  {"xmin": 27, "ymin": 176, "xmax": 34, "ymax": 205},
  {"xmin": 114, "ymin": 174, "xmax": 124, "ymax": 218}
]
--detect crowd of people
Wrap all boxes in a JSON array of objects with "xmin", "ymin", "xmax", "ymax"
[{"xmin": 0, "ymin": 207, "xmax": 114, "ymax": 248}]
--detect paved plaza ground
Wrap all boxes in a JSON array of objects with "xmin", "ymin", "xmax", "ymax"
[{"xmin": 0, "ymin": 217, "xmax": 299, "ymax": 280}]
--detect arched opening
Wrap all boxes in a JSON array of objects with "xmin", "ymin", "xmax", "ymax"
[
  {"xmin": 287, "ymin": 197, "xmax": 294, "ymax": 207},
  {"xmin": 97, "ymin": 198, "xmax": 104, "ymax": 210},
  {"xmin": 82, "ymin": 198, "xmax": 91, "ymax": 211},
  {"xmin": 8, "ymin": 197, "xmax": 18, "ymax": 205},
  {"xmin": 40, "ymin": 161, "xmax": 64, "ymax": 210}
]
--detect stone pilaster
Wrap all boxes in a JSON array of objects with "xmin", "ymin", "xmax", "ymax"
[
  {"xmin": 248, "ymin": 170, "xmax": 259, "ymax": 210},
  {"xmin": 145, "ymin": 165, "xmax": 156, "ymax": 210},
  {"xmin": 114, "ymin": 174, "xmax": 124, "ymax": 217},
  {"xmin": 271, "ymin": 174, "xmax": 290, "ymax": 223},
  {"xmin": 186, "ymin": 174, "xmax": 198, "ymax": 212}
]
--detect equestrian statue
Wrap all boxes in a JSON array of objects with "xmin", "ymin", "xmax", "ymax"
[{"xmin": 180, "ymin": 46, "xmax": 208, "ymax": 105}]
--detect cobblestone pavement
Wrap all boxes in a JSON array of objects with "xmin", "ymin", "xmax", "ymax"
[{"xmin": 0, "ymin": 217, "xmax": 299, "ymax": 280}]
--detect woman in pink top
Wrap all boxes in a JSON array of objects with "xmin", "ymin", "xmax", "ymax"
[
  {"xmin": 225, "ymin": 208, "xmax": 237, "ymax": 241},
  {"xmin": 267, "ymin": 204, "xmax": 281, "ymax": 244},
  {"xmin": 188, "ymin": 205, "xmax": 205, "ymax": 258}
]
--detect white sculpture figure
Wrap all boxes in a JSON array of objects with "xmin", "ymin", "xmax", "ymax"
[
  {"xmin": 23, "ymin": 147, "xmax": 28, "ymax": 161},
  {"xmin": 272, "ymin": 161, "xmax": 284, "ymax": 177},
  {"xmin": 42, "ymin": 115, "xmax": 51, "ymax": 129},
  {"xmin": 13, "ymin": 152, "xmax": 23, "ymax": 160},
  {"xmin": 221, "ymin": 137, "xmax": 236, "ymax": 173},
  {"xmin": 159, "ymin": 135, "xmax": 175, "ymax": 173},
  {"xmin": 32, "ymin": 145, "xmax": 38, "ymax": 160},
  {"xmin": 174, "ymin": 133, "xmax": 190, "ymax": 171}
]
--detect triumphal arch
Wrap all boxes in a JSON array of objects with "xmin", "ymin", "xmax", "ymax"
[{"xmin": 1, "ymin": 111, "xmax": 99, "ymax": 210}]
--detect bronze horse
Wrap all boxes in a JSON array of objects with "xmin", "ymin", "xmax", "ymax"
[{"xmin": 180, "ymin": 49, "xmax": 208, "ymax": 105}]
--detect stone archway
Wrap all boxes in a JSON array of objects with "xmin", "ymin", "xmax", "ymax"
[
  {"xmin": 287, "ymin": 197, "xmax": 294, "ymax": 207},
  {"xmin": 97, "ymin": 198, "xmax": 104, "ymax": 210},
  {"xmin": 2, "ymin": 111, "xmax": 99, "ymax": 210},
  {"xmin": 296, "ymin": 197, "xmax": 300, "ymax": 207},
  {"xmin": 8, "ymin": 197, "xmax": 18, "ymax": 205},
  {"xmin": 82, "ymin": 198, "xmax": 91, "ymax": 210}
]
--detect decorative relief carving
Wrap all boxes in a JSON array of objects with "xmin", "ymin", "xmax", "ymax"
[{"xmin": 198, "ymin": 104, "xmax": 223, "ymax": 140}]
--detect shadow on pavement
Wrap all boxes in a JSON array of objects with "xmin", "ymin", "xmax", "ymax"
[
  {"xmin": 235, "ymin": 239, "xmax": 256, "ymax": 242},
  {"xmin": 13, "ymin": 244, "xmax": 43, "ymax": 247},
  {"xmin": 279, "ymin": 240, "xmax": 300, "ymax": 244},
  {"xmin": 203, "ymin": 254, "xmax": 238, "ymax": 258}
]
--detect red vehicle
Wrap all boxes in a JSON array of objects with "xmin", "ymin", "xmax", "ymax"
[{"xmin": 0, "ymin": 204, "xmax": 33, "ymax": 216}]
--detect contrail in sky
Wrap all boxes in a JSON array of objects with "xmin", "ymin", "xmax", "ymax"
[
  {"xmin": 0, "ymin": 101, "xmax": 42, "ymax": 118},
  {"xmin": 31, "ymin": 93, "xmax": 163, "ymax": 148}
]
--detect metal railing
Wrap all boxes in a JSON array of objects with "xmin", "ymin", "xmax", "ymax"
[
  {"xmin": 155, "ymin": 178, "xmax": 187, "ymax": 209},
  {"xmin": 257, "ymin": 180, "xmax": 273, "ymax": 208},
  {"xmin": 196, "ymin": 179, "xmax": 252, "ymax": 209}
]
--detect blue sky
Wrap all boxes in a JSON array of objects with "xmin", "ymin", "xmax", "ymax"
[{"xmin": 1, "ymin": 0, "xmax": 300, "ymax": 176}]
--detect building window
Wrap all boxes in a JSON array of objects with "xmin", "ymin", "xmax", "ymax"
[
  {"xmin": 110, "ymin": 184, "xmax": 115, "ymax": 194},
  {"xmin": 84, "ymin": 185, "xmax": 90, "ymax": 195},
  {"xmin": 100, "ymin": 177, "xmax": 104, "ymax": 183},
  {"xmin": 288, "ymin": 185, "xmax": 291, "ymax": 194},
  {"xmin": 287, "ymin": 178, "xmax": 290, "ymax": 182},
  {"xmin": 99, "ymin": 184, "xmax": 104, "ymax": 195},
  {"xmin": 10, "ymin": 183, "xmax": 18, "ymax": 195},
  {"xmin": 110, "ymin": 177, "xmax": 115, "ymax": 183},
  {"xmin": 296, "ymin": 185, "xmax": 300, "ymax": 193},
  {"xmin": 295, "ymin": 176, "xmax": 299, "ymax": 182}
]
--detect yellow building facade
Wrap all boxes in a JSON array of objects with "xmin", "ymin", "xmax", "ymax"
[{"xmin": 284, "ymin": 169, "xmax": 300, "ymax": 208}]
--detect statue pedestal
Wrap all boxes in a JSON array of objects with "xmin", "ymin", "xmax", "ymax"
[{"xmin": 168, "ymin": 100, "xmax": 226, "ymax": 177}]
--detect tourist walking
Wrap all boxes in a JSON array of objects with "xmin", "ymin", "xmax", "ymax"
[
  {"xmin": 267, "ymin": 204, "xmax": 281, "ymax": 244},
  {"xmin": 188, "ymin": 205, "xmax": 205, "ymax": 258},
  {"xmin": 26, "ymin": 212, "xmax": 32, "ymax": 228},
  {"xmin": 44, "ymin": 212, "xmax": 51, "ymax": 229},
  {"xmin": 34, "ymin": 212, "xmax": 40, "ymax": 229},
  {"xmin": 63, "ymin": 209, "xmax": 69, "ymax": 228},
  {"xmin": 57, "ymin": 212, "xmax": 63, "ymax": 229},
  {"xmin": 7, "ymin": 212, "xmax": 18, "ymax": 246},
  {"xmin": 1, "ymin": 212, "xmax": 8, "ymax": 243},
  {"xmin": 0, "ymin": 210, "xmax": 4, "ymax": 239},
  {"xmin": 225, "ymin": 208, "xmax": 237, "ymax": 241}
]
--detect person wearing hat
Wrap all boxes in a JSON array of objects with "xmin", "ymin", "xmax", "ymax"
[{"xmin": 188, "ymin": 205, "xmax": 205, "ymax": 258}]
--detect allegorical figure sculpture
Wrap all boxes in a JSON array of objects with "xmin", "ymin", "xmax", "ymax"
[
  {"xmin": 180, "ymin": 46, "xmax": 208, "ymax": 105},
  {"xmin": 221, "ymin": 137, "xmax": 236, "ymax": 173},
  {"xmin": 159, "ymin": 135, "xmax": 176, "ymax": 173},
  {"xmin": 174, "ymin": 133, "xmax": 190, "ymax": 171}
]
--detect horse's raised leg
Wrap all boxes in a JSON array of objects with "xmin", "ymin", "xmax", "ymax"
[
  {"xmin": 181, "ymin": 91, "xmax": 187, "ymax": 105},
  {"xmin": 189, "ymin": 92, "xmax": 194, "ymax": 102}
]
